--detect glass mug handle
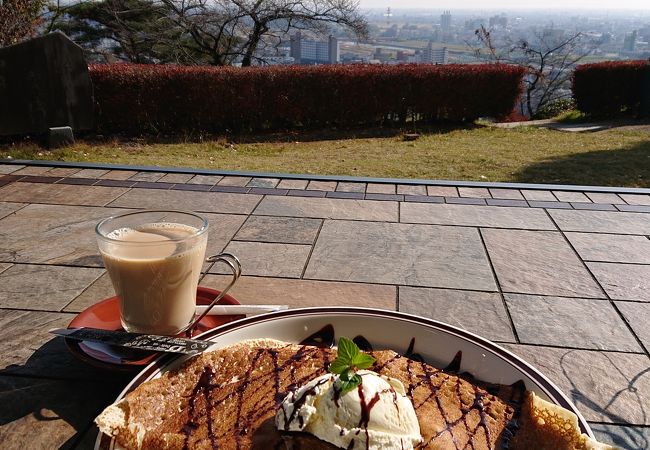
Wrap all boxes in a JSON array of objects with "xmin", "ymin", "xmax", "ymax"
[{"xmin": 186, "ymin": 252, "xmax": 242, "ymax": 335}]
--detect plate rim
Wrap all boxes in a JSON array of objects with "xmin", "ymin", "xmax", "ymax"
[{"xmin": 95, "ymin": 306, "xmax": 594, "ymax": 449}]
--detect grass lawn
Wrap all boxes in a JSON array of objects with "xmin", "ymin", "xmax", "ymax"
[{"xmin": 2, "ymin": 125, "xmax": 650, "ymax": 187}]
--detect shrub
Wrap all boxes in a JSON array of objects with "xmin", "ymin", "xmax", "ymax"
[
  {"xmin": 573, "ymin": 60, "xmax": 650, "ymax": 116},
  {"xmin": 534, "ymin": 98, "xmax": 576, "ymax": 120},
  {"xmin": 89, "ymin": 63, "xmax": 525, "ymax": 134}
]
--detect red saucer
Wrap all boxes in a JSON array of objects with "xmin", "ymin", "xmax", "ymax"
[{"xmin": 66, "ymin": 286, "xmax": 244, "ymax": 372}]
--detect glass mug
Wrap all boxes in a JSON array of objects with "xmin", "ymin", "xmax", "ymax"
[{"xmin": 96, "ymin": 210, "xmax": 239, "ymax": 336}]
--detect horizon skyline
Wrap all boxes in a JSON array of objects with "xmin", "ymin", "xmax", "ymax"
[{"xmin": 358, "ymin": 1, "xmax": 650, "ymax": 11}]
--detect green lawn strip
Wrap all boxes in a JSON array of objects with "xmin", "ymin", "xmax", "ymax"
[{"xmin": 2, "ymin": 126, "xmax": 649, "ymax": 187}]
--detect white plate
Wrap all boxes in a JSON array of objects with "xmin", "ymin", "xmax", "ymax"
[{"xmin": 96, "ymin": 307, "xmax": 593, "ymax": 449}]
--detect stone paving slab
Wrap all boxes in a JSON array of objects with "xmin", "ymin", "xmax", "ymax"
[
  {"xmin": 218, "ymin": 176, "xmax": 251, "ymax": 186},
  {"xmin": 397, "ymin": 184, "xmax": 426, "ymax": 195},
  {"xmin": 503, "ymin": 344, "xmax": 650, "ymax": 425},
  {"xmin": 158, "ymin": 172, "xmax": 193, "ymax": 183},
  {"xmin": 615, "ymin": 302, "xmax": 650, "ymax": 353},
  {"xmin": 187, "ymin": 174, "xmax": 223, "ymax": 185},
  {"xmin": 528, "ymin": 200, "xmax": 572, "ymax": 209},
  {"xmin": 202, "ymin": 275, "xmax": 397, "ymax": 309},
  {"xmin": 0, "ymin": 309, "xmax": 116, "ymax": 381},
  {"xmin": 566, "ymin": 232, "xmax": 650, "ymax": 264},
  {"xmin": 570, "ymin": 202, "xmax": 617, "ymax": 211},
  {"xmin": 619, "ymin": 194, "xmax": 650, "ymax": 206},
  {"xmin": 444, "ymin": 197, "xmax": 486, "ymax": 205},
  {"xmin": 0, "ymin": 375, "xmax": 125, "ymax": 450},
  {"xmin": 504, "ymin": 294, "xmax": 641, "ymax": 352},
  {"xmin": 521, "ymin": 189, "xmax": 557, "ymax": 201},
  {"xmin": 0, "ymin": 204, "xmax": 122, "ymax": 266},
  {"xmin": 0, "ymin": 264, "xmax": 103, "ymax": 311},
  {"xmin": 203, "ymin": 213, "xmax": 248, "ymax": 254},
  {"xmin": 458, "ymin": 187, "xmax": 491, "ymax": 198},
  {"xmin": 277, "ymin": 179, "xmax": 308, "ymax": 190},
  {"xmin": 367, "ymin": 183, "xmax": 396, "ymax": 194},
  {"xmin": 10, "ymin": 166, "xmax": 51, "ymax": 176},
  {"xmin": 44, "ymin": 167, "xmax": 81, "ymax": 177},
  {"xmin": 336, "ymin": 182, "xmax": 366, "ymax": 193},
  {"xmin": 485, "ymin": 198, "xmax": 528, "ymax": 207},
  {"xmin": 254, "ymin": 196, "xmax": 398, "ymax": 221},
  {"xmin": 216, "ymin": 241, "xmax": 312, "ymax": 278},
  {"xmin": 305, "ymin": 220, "xmax": 497, "ymax": 290},
  {"xmin": 0, "ymin": 165, "xmax": 23, "ymax": 174},
  {"xmin": 234, "ymin": 216, "xmax": 321, "ymax": 244},
  {"xmin": 586, "ymin": 192, "xmax": 624, "ymax": 204},
  {"xmin": 307, "ymin": 180, "xmax": 337, "ymax": 191},
  {"xmin": 590, "ymin": 423, "xmax": 650, "ymax": 450},
  {"xmin": 489, "ymin": 188, "xmax": 524, "ymax": 200},
  {"xmin": 64, "ymin": 271, "xmax": 113, "ymax": 313},
  {"xmin": 554, "ymin": 191, "xmax": 591, "ymax": 203},
  {"xmin": 108, "ymin": 188, "xmax": 261, "ymax": 214},
  {"xmin": 399, "ymin": 287, "xmax": 515, "ymax": 342},
  {"xmin": 0, "ymin": 202, "xmax": 25, "ymax": 220},
  {"xmin": 99, "ymin": 169, "xmax": 138, "ymax": 180},
  {"xmin": 401, "ymin": 203, "xmax": 555, "ymax": 229},
  {"xmin": 427, "ymin": 186, "xmax": 458, "ymax": 197},
  {"xmin": 550, "ymin": 209, "xmax": 650, "ymax": 235},
  {"xmin": 482, "ymin": 229, "xmax": 604, "ymax": 298},
  {"xmin": 127, "ymin": 171, "xmax": 166, "ymax": 182},
  {"xmin": 248, "ymin": 177, "xmax": 280, "ymax": 188},
  {"xmin": 0, "ymin": 182, "xmax": 128, "ymax": 207},
  {"xmin": 588, "ymin": 263, "xmax": 650, "ymax": 302},
  {"xmin": 69, "ymin": 169, "xmax": 109, "ymax": 179}
]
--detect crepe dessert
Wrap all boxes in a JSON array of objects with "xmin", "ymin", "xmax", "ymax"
[{"xmin": 96, "ymin": 337, "xmax": 617, "ymax": 450}]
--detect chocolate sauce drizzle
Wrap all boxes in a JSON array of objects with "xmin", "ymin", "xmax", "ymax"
[
  {"xmin": 357, "ymin": 379, "xmax": 381, "ymax": 450},
  {"xmin": 352, "ymin": 335, "xmax": 373, "ymax": 352},
  {"xmin": 183, "ymin": 367, "xmax": 219, "ymax": 449},
  {"xmin": 300, "ymin": 325, "xmax": 335, "ymax": 347},
  {"xmin": 179, "ymin": 325, "xmax": 525, "ymax": 450}
]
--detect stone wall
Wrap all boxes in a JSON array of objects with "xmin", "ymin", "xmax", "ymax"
[{"xmin": 0, "ymin": 32, "xmax": 94, "ymax": 136}]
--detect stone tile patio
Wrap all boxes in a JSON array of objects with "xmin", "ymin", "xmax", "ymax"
[{"xmin": 0, "ymin": 161, "xmax": 649, "ymax": 449}]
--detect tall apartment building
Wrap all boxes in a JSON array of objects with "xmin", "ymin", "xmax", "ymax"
[
  {"xmin": 441, "ymin": 11, "xmax": 452, "ymax": 33},
  {"xmin": 440, "ymin": 11, "xmax": 452, "ymax": 42},
  {"xmin": 421, "ymin": 42, "xmax": 449, "ymax": 64},
  {"xmin": 290, "ymin": 32, "xmax": 339, "ymax": 65}
]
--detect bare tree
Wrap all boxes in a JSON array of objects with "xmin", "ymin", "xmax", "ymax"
[
  {"xmin": 158, "ymin": 0, "xmax": 368, "ymax": 66},
  {"xmin": 473, "ymin": 27, "xmax": 593, "ymax": 117}
]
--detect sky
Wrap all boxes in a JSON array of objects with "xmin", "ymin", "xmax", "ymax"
[{"xmin": 359, "ymin": 0, "xmax": 650, "ymax": 10}]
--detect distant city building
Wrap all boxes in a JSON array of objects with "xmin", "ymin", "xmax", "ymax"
[
  {"xmin": 422, "ymin": 42, "xmax": 449, "ymax": 64},
  {"xmin": 290, "ymin": 32, "xmax": 339, "ymax": 65},
  {"xmin": 489, "ymin": 15, "xmax": 508, "ymax": 28},
  {"xmin": 465, "ymin": 18, "xmax": 486, "ymax": 32},
  {"xmin": 441, "ymin": 11, "xmax": 452, "ymax": 33},
  {"xmin": 623, "ymin": 30, "xmax": 637, "ymax": 52},
  {"xmin": 440, "ymin": 10, "xmax": 452, "ymax": 42}
]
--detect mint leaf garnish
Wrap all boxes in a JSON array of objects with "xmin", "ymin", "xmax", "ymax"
[
  {"xmin": 351, "ymin": 353, "xmax": 375, "ymax": 370},
  {"xmin": 330, "ymin": 337, "xmax": 376, "ymax": 395},
  {"xmin": 337, "ymin": 336, "xmax": 359, "ymax": 363},
  {"xmin": 336, "ymin": 369, "xmax": 362, "ymax": 394},
  {"xmin": 328, "ymin": 359, "xmax": 349, "ymax": 375}
]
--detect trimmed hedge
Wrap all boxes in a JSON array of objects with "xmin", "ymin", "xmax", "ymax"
[
  {"xmin": 573, "ymin": 60, "xmax": 650, "ymax": 116},
  {"xmin": 89, "ymin": 63, "xmax": 525, "ymax": 134}
]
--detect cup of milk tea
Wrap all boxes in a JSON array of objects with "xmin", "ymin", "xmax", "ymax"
[{"xmin": 96, "ymin": 210, "xmax": 209, "ymax": 335}]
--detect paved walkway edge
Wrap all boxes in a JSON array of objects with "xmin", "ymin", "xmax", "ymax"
[{"xmin": 2, "ymin": 158, "xmax": 650, "ymax": 194}]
